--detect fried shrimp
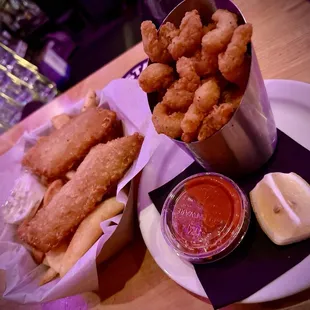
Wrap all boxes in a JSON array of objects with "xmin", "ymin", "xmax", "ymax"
[
  {"xmin": 162, "ymin": 57, "xmax": 200, "ymax": 111},
  {"xmin": 152, "ymin": 103, "xmax": 184, "ymax": 138},
  {"xmin": 191, "ymin": 50, "xmax": 218, "ymax": 76},
  {"xmin": 138, "ymin": 63, "xmax": 174, "ymax": 93},
  {"xmin": 218, "ymin": 24, "xmax": 253, "ymax": 87},
  {"xmin": 181, "ymin": 103, "xmax": 205, "ymax": 141},
  {"xmin": 198, "ymin": 103, "xmax": 235, "ymax": 141},
  {"xmin": 203, "ymin": 23, "xmax": 216, "ymax": 35},
  {"xmin": 159, "ymin": 22, "xmax": 180, "ymax": 47},
  {"xmin": 181, "ymin": 78, "xmax": 220, "ymax": 140},
  {"xmin": 202, "ymin": 9, "xmax": 238, "ymax": 54},
  {"xmin": 192, "ymin": 10, "xmax": 237, "ymax": 76},
  {"xmin": 141, "ymin": 21, "xmax": 172, "ymax": 63},
  {"xmin": 221, "ymin": 85, "xmax": 243, "ymax": 108},
  {"xmin": 168, "ymin": 10, "xmax": 203, "ymax": 60}
]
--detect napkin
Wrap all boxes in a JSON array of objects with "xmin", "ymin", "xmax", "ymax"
[
  {"xmin": 149, "ymin": 129, "xmax": 310, "ymax": 309},
  {"xmin": 0, "ymin": 79, "xmax": 160, "ymax": 305}
]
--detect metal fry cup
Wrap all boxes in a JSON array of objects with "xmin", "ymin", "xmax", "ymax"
[{"xmin": 147, "ymin": 0, "xmax": 277, "ymax": 177}]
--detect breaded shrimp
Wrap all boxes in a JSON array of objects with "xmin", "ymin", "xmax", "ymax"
[
  {"xmin": 181, "ymin": 78, "xmax": 220, "ymax": 139},
  {"xmin": 168, "ymin": 10, "xmax": 203, "ymax": 60},
  {"xmin": 181, "ymin": 103, "xmax": 205, "ymax": 141},
  {"xmin": 152, "ymin": 103, "xmax": 184, "ymax": 138},
  {"xmin": 159, "ymin": 22, "xmax": 180, "ymax": 47},
  {"xmin": 141, "ymin": 21, "xmax": 172, "ymax": 63},
  {"xmin": 198, "ymin": 103, "xmax": 234, "ymax": 141},
  {"xmin": 181, "ymin": 131, "xmax": 198, "ymax": 143},
  {"xmin": 162, "ymin": 57, "xmax": 200, "ymax": 111},
  {"xmin": 161, "ymin": 88, "xmax": 194, "ymax": 112},
  {"xmin": 138, "ymin": 63, "xmax": 174, "ymax": 93},
  {"xmin": 221, "ymin": 85, "xmax": 243, "ymax": 109},
  {"xmin": 202, "ymin": 9, "xmax": 238, "ymax": 54},
  {"xmin": 218, "ymin": 24, "xmax": 253, "ymax": 87},
  {"xmin": 191, "ymin": 50, "xmax": 218, "ymax": 76},
  {"xmin": 203, "ymin": 23, "xmax": 216, "ymax": 35}
]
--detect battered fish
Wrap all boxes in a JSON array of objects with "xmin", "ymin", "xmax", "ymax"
[
  {"xmin": 22, "ymin": 107, "xmax": 117, "ymax": 180},
  {"xmin": 18, "ymin": 133, "xmax": 144, "ymax": 252}
]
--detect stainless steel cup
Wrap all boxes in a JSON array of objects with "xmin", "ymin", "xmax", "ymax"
[{"xmin": 148, "ymin": 0, "xmax": 277, "ymax": 177}]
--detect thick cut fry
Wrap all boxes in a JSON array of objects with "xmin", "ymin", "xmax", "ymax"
[
  {"xmin": 65, "ymin": 170, "xmax": 76, "ymax": 180},
  {"xmin": 39, "ymin": 267, "xmax": 58, "ymax": 286},
  {"xmin": 60, "ymin": 197, "xmax": 124, "ymax": 277},
  {"xmin": 45, "ymin": 241, "xmax": 69, "ymax": 273},
  {"xmin": 43, "ymin": 179, "xmax": 63, "ymax": 207},
  {"xmin": 18, "ymin": 133, "xmax": 144, "ymax": 253},
  {"xmin": 81, "ymin": 90, "xmax": 98, "ymax": 112},
  {"xmin": 22, "ymin": 108, "xmax": 117, "ymax": 180},
  {"xmin": 31, "ymin": 247, "xmax": 44, "ymax": 264},
  {"xmin": 51, "ymin": 114, "xmax": 71, "ymax": 130}
]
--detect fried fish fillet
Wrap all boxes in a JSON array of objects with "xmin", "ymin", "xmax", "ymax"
[
  {"xmin": 18, "ymin": 133, "xmax": 144, "ymax": 253},
  {"xmin": 22, "ymin": 107, "xmax": 117, "ymax": 180}
]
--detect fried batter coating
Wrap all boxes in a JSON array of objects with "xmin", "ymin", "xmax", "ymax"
[
  {"xmin": 141, "ymin": 21, "xmax": 171, "ymax": 63},
  {"xmin": 82, "ymin": 90, "xmax": 98, "ymax": 112},
  {"xmin": 152, "ymin": 103, "xmax": 184, "ymax": 138},
  {"xmin": 202, "ymin": 9, "xmax": 238, "ymax": 54},
  {"xmin": 218, "ymin": 24, "xmax": 253, "ymax": 87},
  {"xmin": 141, "ymin": 21, "xmax": 178, "ymax": 63},
  {"xmin": 191, "ymin": 10, "xmax": 237, "ymax": 77},
  {"xmin": 159, "ymin": 22, "xmax": 180, "ymax": 47},
  {"xmin": 181, "ymin": 78, "xmax": 220, "ymax": 139},
  {"xmin": 162, "ymin": 57, "xmax": 200, "ymax": 111},
  {"xmin": 138, "ymin": 63, "xmax": 174, "ymax": 93},
  {"xmin": 221, "ymin": 85, "xmax": 243, "ymax": 108},
  {"xmin": 168, "ymin": 10, "xmax": 203, "ymax": 60},
  {"xmin": 191, "ymin": 49, "xmax": 218, "ymax": 77},
  {"xmin": 198, "ymin": 103, "xmax": 234, "ymax": 141},
  {"xmin": 22, "ymin": 108, "xmax": 117, "ymax": 180},
  {"xmin": 18, "ymin": 133, "xmax": 144, "ymax": 252},
  {"xmin": 203, "ymin": 23, "xmax": 216, "ymax": 35}
]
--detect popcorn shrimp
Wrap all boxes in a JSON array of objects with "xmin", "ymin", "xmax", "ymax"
[
  {"xmin": 159, "ymin": 22, "xmax": 180, "ymax": 47},
  {"xmin": 162, "ymin": 57, "xmax": 200, "ymax": 111},
  {"xmin": 152, "ymin": 103, "xmax": 184, "ymax": 138},
  {"xmin": 168, "ymin": 10, "xmax": 203, "ymax": 60},
  {"xmin": 218, "ymin": 24, "xmax": 253, "ymax": 87},
  {"xmin": 141, "ymin": 21, "xmax": 172, "ymax": 63},
  {"xmin": 181, "ymin": 78, "xmax": 220, "ymax": 139},
  {"xmin": 221, "ymin": 85, "xmax": 244, "ymax": 108},
  {"xmin": 198, "ymin": 103, "xmax": 235, "ymax": 141},
  {"xmin": 191, "ymin": 50, "xmax": 218, "ymax": 76},
  {"xmin": 202, "ymin": 9, "xmax": 238, "ymax": 54},
  {"xmin": 138, "ymin": 63, "xmax": 174, "ymax": 93}
]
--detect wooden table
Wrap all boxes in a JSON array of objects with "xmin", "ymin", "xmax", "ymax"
[{"xmin": 2, "ymin": 0, "xmax": 310, "ymax": 309}]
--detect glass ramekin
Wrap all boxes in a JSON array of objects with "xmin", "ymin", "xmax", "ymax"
[{"xmin": 160, "ymin": 173, "xmax": 250, "ymax": 263}]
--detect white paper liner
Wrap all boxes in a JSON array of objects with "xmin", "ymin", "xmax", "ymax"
[{"xmin": 0, "ymin": 79, "xmax": 160, "ymax": 304}]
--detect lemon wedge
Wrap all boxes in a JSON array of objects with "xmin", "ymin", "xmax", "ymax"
[{"xmin": 250, "ymin": 172, "xmax": 310, "ymax": 245}]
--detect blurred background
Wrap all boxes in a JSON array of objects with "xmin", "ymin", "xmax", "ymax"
[{"xmin": 0, "ymin": 0, "xmax": 182, "ymax": 132}]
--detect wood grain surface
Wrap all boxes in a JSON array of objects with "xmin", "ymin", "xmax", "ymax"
[{"xmin": 1, "ymin": 0, "xmax": 310, "ymax": 309}]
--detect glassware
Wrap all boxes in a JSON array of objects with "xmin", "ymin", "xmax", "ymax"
[{"xmin": 161, "ymin": 172, "xmax": 250, "ymax": 263}]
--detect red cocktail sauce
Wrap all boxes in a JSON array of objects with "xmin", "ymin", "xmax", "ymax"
[{"xmin": 172, "ymin": 175, "xmax": 242, "ymax": 254}]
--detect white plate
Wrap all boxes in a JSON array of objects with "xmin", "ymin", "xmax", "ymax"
[{"xmin": 137, "ymin": 79, "xmax": 310, "ymax": 303}]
